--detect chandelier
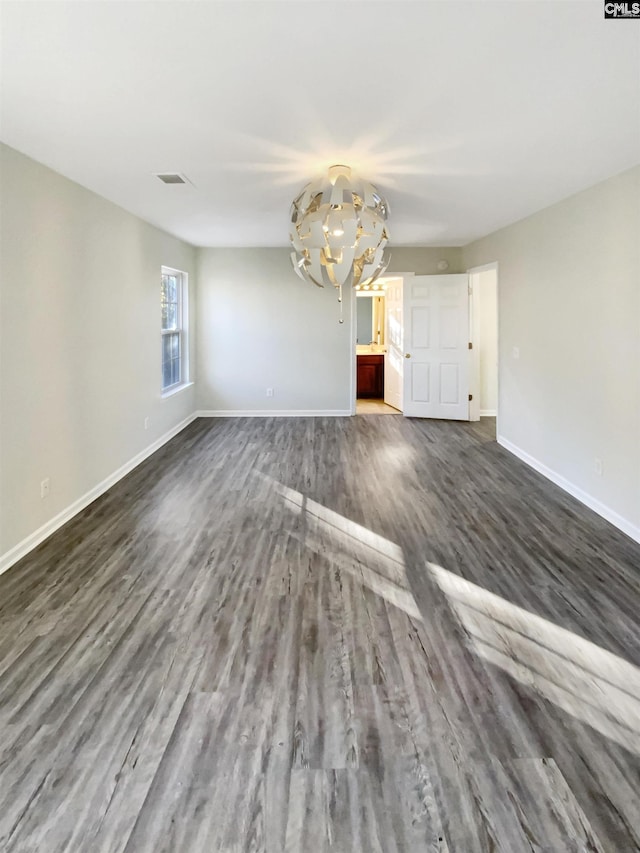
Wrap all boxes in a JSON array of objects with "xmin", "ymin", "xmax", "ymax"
[{"xmin": 289, "ymin": 165, "xmax": 390, "ymax": 322}]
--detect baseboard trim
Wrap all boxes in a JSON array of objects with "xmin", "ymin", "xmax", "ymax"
[
  {"xmin": 197, "ymin": 409, "xmax": 352, "ymax": 418},
  {"xmin": 497, "ymin": 435, "xmax": 640, "ymax": 545},
  {"xmin": 0, "ymin": 414, "xmax": 198, "ymax": 577},
  {"xmin": 480, "ymin": 409, "xmax": 497, "ymax": 417}
]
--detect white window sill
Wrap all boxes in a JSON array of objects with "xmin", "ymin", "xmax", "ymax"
[{"xmin": 161, "ymin": 381, "xmax": 194, "ymax": 400}]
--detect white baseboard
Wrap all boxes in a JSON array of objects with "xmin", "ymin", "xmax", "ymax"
[
  {"xmin": 497, "ymin": 435, "xmax": 640, "ymax": 545},
  {"xmin": 480, "ymin": 409, "xmax": 497, "ymax": 417},
  {"xmin": 0, "ymin": 414, "xmax": 198, "ymax": 577},
  {"xmin": 197, "ymin": 409, "xmax": 352, "ymax": 418}
]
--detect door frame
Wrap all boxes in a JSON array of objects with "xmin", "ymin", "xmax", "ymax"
[
  {"xmin": 467, "ymin": 261, "xmax": 499, "ymax": 431},
  {"xmin": 349, "ymin": 286, "xmax": 357, "ymax": 413},
  {"xmin": 350, "ymin": 273, "xmax": 413, "ymax": 414}
]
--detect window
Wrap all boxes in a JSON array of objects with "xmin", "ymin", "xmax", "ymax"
[{"xmin": 161, "ymin": 267, "xmax": 188, "ymax": 392}]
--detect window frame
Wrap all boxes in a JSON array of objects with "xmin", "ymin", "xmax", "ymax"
[{"xmin": 161, "ymin": 266, "xmax": 189, "ymax": 394}]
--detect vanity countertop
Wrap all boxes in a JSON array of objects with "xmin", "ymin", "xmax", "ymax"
[{"xmin": 356, "ymin": 346, "xmax": 386, "ymax": 355}]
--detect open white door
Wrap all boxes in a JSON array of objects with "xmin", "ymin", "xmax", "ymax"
[
  {"xmin": 384, "ymin": 277, "xmax": 404, "ymax": 411},
  {"xmin": 402, "ymin": 274, "xmax": 470, "ymax": 420}
]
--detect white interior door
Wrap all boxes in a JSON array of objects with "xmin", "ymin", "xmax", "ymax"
[
  {"xmin": 402, "ymin": 274, "xmax": 470, "ymax": 419},
  {"xmin": 384, "ymin": 277, "xmax": 404, "ymax": 411}
]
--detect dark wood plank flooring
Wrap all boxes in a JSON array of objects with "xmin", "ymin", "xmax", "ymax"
[{"xmin": 1, "ymin": 416, "xmax": 639, "ymax": 852}]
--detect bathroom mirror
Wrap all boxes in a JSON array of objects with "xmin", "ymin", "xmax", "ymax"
[{"xmin": 356, "ymin": 293, "xmax": 385, "ymax": 346}]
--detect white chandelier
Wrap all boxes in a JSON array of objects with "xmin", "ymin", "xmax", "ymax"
[{"xmin": 289, "ymin": 165, "xmax": 390, "ymax": 321}]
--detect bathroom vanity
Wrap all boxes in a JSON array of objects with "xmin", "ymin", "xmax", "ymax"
[
  {"xmin": 357, "ymin": 352, "xmax": 384, "ymax": 398},
  {"xmin": 356, "ymin": 291, "xmax": 386, "ymax": 398}
]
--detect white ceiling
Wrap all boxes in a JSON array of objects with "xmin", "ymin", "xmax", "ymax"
[{"xmin": 1, "ymin": 1, "xmax": 639, "ymax": 248}]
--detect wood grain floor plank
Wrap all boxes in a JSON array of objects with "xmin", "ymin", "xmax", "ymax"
[{"xmin": 1, "ymin": 415, "xmax": 638, "ymax": 851}]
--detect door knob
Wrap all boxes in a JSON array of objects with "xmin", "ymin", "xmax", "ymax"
[{"xmin": 405, "ymin": 353, "xmax": 411, "ymax": 359}]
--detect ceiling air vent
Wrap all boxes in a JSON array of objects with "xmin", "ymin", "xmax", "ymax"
[{"xmin": 155, "ymin": 173, "xmax": 188, "ymax": 185}]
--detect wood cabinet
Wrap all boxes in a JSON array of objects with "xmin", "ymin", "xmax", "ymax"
[{"xmin": 357, "ymin": 354, "xmax": 384, "ymax": 399}]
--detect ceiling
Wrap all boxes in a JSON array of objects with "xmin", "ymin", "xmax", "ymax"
[{"xmin": 1, "ymin": 1, "xmax": 639, "ymax": 248}]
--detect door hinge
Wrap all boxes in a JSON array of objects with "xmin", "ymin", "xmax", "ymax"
[
  {"xmin": 468, "ymin": 342, "xmax": 473, "ymax": 349},
  {"xmin": 468, "ymin": 394, "xmax": 473, "ymax": 401}
]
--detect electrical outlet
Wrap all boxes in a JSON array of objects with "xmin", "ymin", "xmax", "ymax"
[
  {"xmin": 594, "ymin": 457, "xmax": 603, "ymax": 477},
  {"xmin": 144, "ymin": 417, "xmax": 150, "ymax": 430},
  {"xmin": 40, "ymin": 478, "xmax": 50, "ymax": 499},
  {"xmin": 266, "ymin": 388, "xmax": 274, "ymax": 397}
]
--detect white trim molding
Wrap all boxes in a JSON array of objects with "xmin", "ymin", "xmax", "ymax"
[
  {"xmin": 480, "ymin": 409, "xmax": 497, "ymax": 417},
  {"xmin": 197, "ymin": 409, "xmax": 352, "ymax": 418},
  {"xmin": 0, "ymin": 414, "xmax": 198, "ymax": 577},
  {"xmin": 498, "ymin": 435, "xmax": 640, "ymax": 545},
  {"xmin": 161, "ymin": 380, "xmax": 194, "ymax": 400}
]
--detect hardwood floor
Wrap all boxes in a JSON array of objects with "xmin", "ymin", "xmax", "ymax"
[{"xmin": 1, "ymin": 415, "xmax": 639, "ymax": 852}]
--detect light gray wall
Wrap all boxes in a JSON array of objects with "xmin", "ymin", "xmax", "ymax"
[
  {"xmin": 387, "ymin": 247, "xmax": 464, "ymax": 275},
  {"xmin": 195, "ymin": 247, "xmax": 465, "ymax": 414},
  {"xmin": 0, "ymin": 144, "xmax": 197, "ymax": 560},
  {"xmin": 196, "ymin": 248, "xmax": 353, "ymax": 413},
  {"xmin": 463, "ymin": 166, "xmax": 640, "ymax": 535}
]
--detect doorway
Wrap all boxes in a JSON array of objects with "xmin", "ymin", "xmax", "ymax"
[
  {"xmin": 350, "ymin": 269, "xmax": 497, "ymax": 421},
  {"xmin": 353, "ymin": 278, "xmax": 403, "ymax": 415},
  {"xmin": 468, "ymin": 263, "xmax": 499, "ymax": 427}
]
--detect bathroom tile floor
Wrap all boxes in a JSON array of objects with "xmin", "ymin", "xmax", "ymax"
[{"xmin": 356, "ymin": 398, "xmax": 400, "ymax": 414}]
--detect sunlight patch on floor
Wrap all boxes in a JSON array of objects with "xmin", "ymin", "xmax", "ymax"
[
  {"xmin": 266, "ymin": 477, "xmax": 420, "ymax": 620},
  {"xmin": 429, "ymin": 563, "xmax": 640, "ymax": 755},
  {"xmin": 263, "ymin": 474, "xmax": 640, "ymax": 755}
]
